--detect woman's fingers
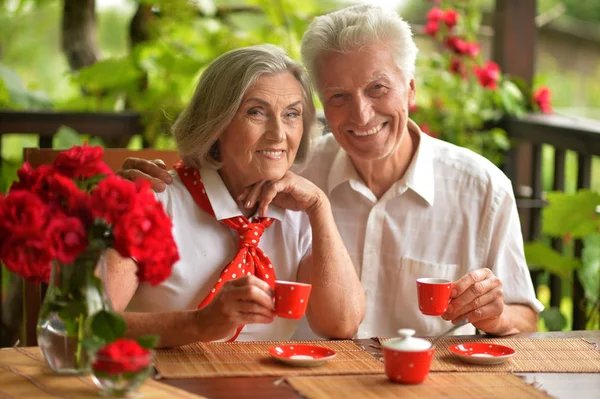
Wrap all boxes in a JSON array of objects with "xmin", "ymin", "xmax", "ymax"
[
  {"xmin": 241, "ymin": 181, "xmax": 268, "ymax": 209},
  {"xmin": 118, "ymin": 157, "xmax": 172, "ymax": 192}
]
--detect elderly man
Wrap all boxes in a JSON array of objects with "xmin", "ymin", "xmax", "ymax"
[{"xmin": 119, "ymin": 4, "xmax": 543, "ymax": 339}]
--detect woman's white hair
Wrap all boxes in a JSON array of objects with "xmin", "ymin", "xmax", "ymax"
[
  {"xmin": 172, "ymin": 44, "xmax": 318, "ymax": 169},
  {"xmin": 301, "ymin": 4, "xmax": 418, "ymax": 93}
]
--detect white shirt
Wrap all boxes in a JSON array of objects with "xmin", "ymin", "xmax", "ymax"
[
  {"xmin": 126, "ymin": 167, "xmax": 313, "ymax": 341},
  {"xmin": 293, "ymin": 120, "xmax": 543, "ymax": 339}
]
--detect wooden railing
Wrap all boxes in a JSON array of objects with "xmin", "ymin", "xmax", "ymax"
[{"xmin": 502, "ymin": 113, "xmax": 600, "ymax": 330}]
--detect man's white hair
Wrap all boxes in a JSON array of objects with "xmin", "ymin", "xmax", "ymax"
[{"xmin": 301, "ymin": 4, "xmax": 418, "ymax": 92}]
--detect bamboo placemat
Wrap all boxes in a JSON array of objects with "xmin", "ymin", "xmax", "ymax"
[
  {"xmin": 0, "ymin": 348, "xmax": 206, "ymax": 398},
  {"xmin": 154, "ymin": 340, "xmax": 384, "ymax": 378},
  {"xmin": 286, "ymin": 373, "xmax": 551, "ymax": 399},
  {"xmin": 378, "ymin": 336, "xmax": 600, "ymax": 372}
]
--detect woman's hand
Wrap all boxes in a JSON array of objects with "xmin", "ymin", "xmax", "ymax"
[
  {"xmin": 238, "ymin": 171, "xmax": 326, "ymax": 217},
  {"xmin": 195, "ymin": 275, "xmax": 276, "ymax": 340}
]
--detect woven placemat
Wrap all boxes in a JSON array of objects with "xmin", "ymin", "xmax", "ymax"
[
  {"xmin": 378, "ymin": 336, "xmax": 600, "ymax": 372},
  {"xmin": 0, "ymin": 348, "xmax": 206, "ymax": 398},
  {"xmin": 154, "ymin": 340, "xmax": 384, "ymax": 378},
  {"xmin": 286, "ymin": 373, "xmax": 551, "ymax": 399}
]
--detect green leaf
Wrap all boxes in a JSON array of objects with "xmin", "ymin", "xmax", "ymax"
[
  {"xmin": 82, "ymin": 335, "xmax": 106, "ymax": 354},
  {"xmin": 542, "ymin": 190, "xmax": 600, "ymax": 238},
  {"xmin": 73, "ymin": 57, "xmax": 143, "ymax": 93},
  {"xmin": 53, "ymin": 126, "xmax": 83, "ymax": 149},
  {"xmin": 135, "ymin": 335, "xmax": 159, "ymax": 350},
  {"xmin": 541, "ymin": 307, "xmax": 567, "ymax": 331},
  {"xmin": 90, "ymin": 310, "xmax": 126, "ymax": 342},
  {"xmin": 524, "ymin": 242, "xmax": 580, "ymax": 279},
  {"xmin": 578, "ymin": 233, "xmax": 600, "ymax": 303}
]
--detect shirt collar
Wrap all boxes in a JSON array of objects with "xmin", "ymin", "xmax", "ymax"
[
  {"xmin": 403, "ymin": 120, "xmax": 435, "ymax": 206},
  {"xmin": 326, "ymin": 119, "xmax": 435, "ymax": 206},
  {"xmin": 201, "ymin": 167, "xmax": 285, "ymax": 222}
]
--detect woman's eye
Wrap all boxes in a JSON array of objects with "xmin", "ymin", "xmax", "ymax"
[
  {"xmin": 247, "ymin": 108, "xmax": 263, "ymax": 116},
  {"xmin": 286, "ymin": 110, "xmax": 300, "ymax": 118}
]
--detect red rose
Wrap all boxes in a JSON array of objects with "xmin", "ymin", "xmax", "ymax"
[
  {"xmin": 444, "ymin": 9, "xmax": 459, "ymax": 28},
  {"xmin": 113, "ymin": 201, "xmax": 178, "ymax": 285},
  {"xmin": 46, "ymin": 216, "xmax": 88, "ymax": 264},
  {"xmin": 424, "ymin": 20, "xmax": 439, "ymax": 36},
  {"xmin": 474, "ymin": 61, "xmax": 501, "ymax": 90},
  {"xmin": 1, "ymin": 229, "xmax": 52, "ymax": 283},
  {"xmin": 54, "ymin": 144, "xmax": 112, "ymax": 179},
  {"xmin": 445, "ymin": 36, "xmax": 468, "ymax": 55},
  {"xmin": 92, "ymin": 338, "xmax": 151, "ymax": 375},
  {"xmin": 0, "ymin": 190, "xmax": 50, "ymax": 235},
  {"xmin": 426, "ymin": 7, "xmax": 444, "ymax": 23},
  {"xmin": 10, "ymin": 164, "xmax": 55, "ymax": 195},
  {"xmin": 534, "ymin": 86, "xmax": 553, "ymax": 114},
  {"xmin": 449, "ymin": 57, "xmax": 467, "ymax": 78},
  {"xmin": 91, "ymin": 176, "xmax": 138, "ymax": 224},
  {"xmin": 465, "ymin": 42, "xmax": 480, "ymax": 57}
]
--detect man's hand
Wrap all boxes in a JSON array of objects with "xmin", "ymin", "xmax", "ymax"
[
  {"xmin": 442, "ymin": 268, "xmax": 509, "ymax": 334},
  {"xmin": 195, "ymin": 275, "xmax": 276, "ymax": 340},
  {"xmin": 117, "ymin": 158, "xmax": 173, "ymax": 192},
  {"xmin": 237, "ymin": 171, "xmax": 326, "ymax": 218}
]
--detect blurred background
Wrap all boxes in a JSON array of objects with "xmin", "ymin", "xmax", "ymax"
[{"xmin": 1, "ymin": 0, "xmax": 599, "ymax": 344}]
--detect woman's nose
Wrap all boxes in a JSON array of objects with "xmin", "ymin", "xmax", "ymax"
[{"xmin": 265, "ymin": 117, "xmax": 285, "ymax": 142}]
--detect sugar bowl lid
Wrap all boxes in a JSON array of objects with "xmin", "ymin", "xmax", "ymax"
[{"xmin": 382, "ymin": 329, "xmax": 432, "ymax": 351}]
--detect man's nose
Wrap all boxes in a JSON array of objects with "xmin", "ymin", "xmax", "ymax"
[{"xmin": 349, "ymin": 95, "xmax": 374, "ymax": 127}]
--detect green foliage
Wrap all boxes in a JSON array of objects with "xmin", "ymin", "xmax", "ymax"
[
  {"xmin": 90, "ymin": 310, "xmax": 127, "ymax": 343},
  {"xmin": 524, "ymin": 190, "xmax": 600, "ymax": 329},
  {"xmin": 540, "ymin": 307, "xmax": 568, "ymax": 331},
  {"xmin": 579, "ymin": 233, "xmax": 600, "ymax": 304},
  {"xmin": 410, "ymin": 0, "xmax": 528, "ymax": 166},
  {"xmin": 541, "ymin": 190, "xmax": 600, "ymax": 238},
  {"xmin": 135, "ymin": 335, "xmax": 159, "ymax": 350},
  {"xmin": 0, "ymin": 64, "xmax": 52, "ymax": 109},
  {"xmin": 524, "ymin": 242, "xmax": 580, "ymax": 279}
]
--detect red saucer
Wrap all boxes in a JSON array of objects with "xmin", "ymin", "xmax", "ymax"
[
  {"xmin": 448, "ymin": 342, "xmax": 515, "ymax": 365},
  {"xmin": 268, "ymin": 344, "xmax": 336, "ymax": 367}
]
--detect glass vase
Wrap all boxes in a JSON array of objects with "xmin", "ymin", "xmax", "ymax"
[{"xmin": 37, "ymin": 250, "xmax": 113, "ymax": 375}]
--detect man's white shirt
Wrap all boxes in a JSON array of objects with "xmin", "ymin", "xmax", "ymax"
[{"xmin": 293, "ymin": 120, "xmax": 543, "ymax": 339}]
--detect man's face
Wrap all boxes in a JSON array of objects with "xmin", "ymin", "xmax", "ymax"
[{"xmin": 316, "ymin": 43, "xmax": 415, "ymax": 162}]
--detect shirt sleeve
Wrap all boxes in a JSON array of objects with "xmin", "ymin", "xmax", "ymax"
[{"xmin": 485, "ymin": 184, "xmax": 545, "ymax": 313}]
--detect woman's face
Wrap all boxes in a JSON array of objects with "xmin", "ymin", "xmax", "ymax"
[{"xmin": 219, "ymin": 71, "xmax": 304, "ymax": 186}]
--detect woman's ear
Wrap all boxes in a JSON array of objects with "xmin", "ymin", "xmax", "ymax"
[{"xmin": 209, "ymin": 140, "xmax": 221, "ymax": 161}]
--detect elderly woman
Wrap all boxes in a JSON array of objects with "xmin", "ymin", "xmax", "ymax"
[{"xmin": 107, "ymin": 44, "xmax": 365, "ymax": 348}]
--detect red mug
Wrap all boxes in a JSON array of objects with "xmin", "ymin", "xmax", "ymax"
[
  {"xmin": 382, "ymin": 329, "xmax": 434, "ymax": 384},
  {"xmin": 274, "ymin": 281, "xmax": 311, "ymax": 319},
  {"xmin": 416, "ymin": 278, "xmax": 452, "ymax": 316}
]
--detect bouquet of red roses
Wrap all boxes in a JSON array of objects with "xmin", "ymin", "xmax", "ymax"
[
  {"xmin": 0, "ymin": 144, "xmax": 179, "ymax": 375},
  {"xmin": 0, "ymin": 144, "xmax": 179, "ymax": 284}
]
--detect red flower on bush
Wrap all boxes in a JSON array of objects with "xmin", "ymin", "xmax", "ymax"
[
  {"xmin": 426, "ymin": 7, "xmax": 445, "ymax": 23},
  {"xmin": 425, "ymin": 20, "xmax": 439, "ymax": 36},
  {"xmin": 419, "ymin": 123, "xmax": 439, "ymax": 139},
  {"xmin": 92, "ymin": 339, "xmax": 151, "ymax": 375},
  {"xmin": 474, "ymin": 61, "xmax": 501, "ymax": 90},
  {"xmin": 54, "ymin": 144, "xmax": 112, "ymax": 179},
  {"xmin": 534, "ymin": 86, "xmax": 553, "ymax": 114},
  {"xmin": 444, "ymin": 9, "xmax": 459, "ymax": 28}
]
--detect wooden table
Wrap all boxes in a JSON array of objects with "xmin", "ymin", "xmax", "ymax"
[{"xmin": 160, "ymin": 330, "xmax": 600, "ymax": 399}]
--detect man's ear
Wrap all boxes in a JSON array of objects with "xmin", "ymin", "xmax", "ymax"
[{"xmin": 408, "ymin": 78, "xmax": 416, "ymax": 108}]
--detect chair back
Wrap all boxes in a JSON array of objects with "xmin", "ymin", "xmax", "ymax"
[{"xmin": 18, "ymin": 147, "xmax": 179, "ymax": 346}]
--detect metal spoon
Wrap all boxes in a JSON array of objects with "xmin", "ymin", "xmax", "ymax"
[{"xmin": 431, "ymin": 319, "xmax": 468, "ymax": 347}]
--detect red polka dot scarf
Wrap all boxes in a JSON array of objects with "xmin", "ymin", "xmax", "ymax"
[{"xmin": 175, "ymin": 162, "xmax": 276, "ymax": 341}]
